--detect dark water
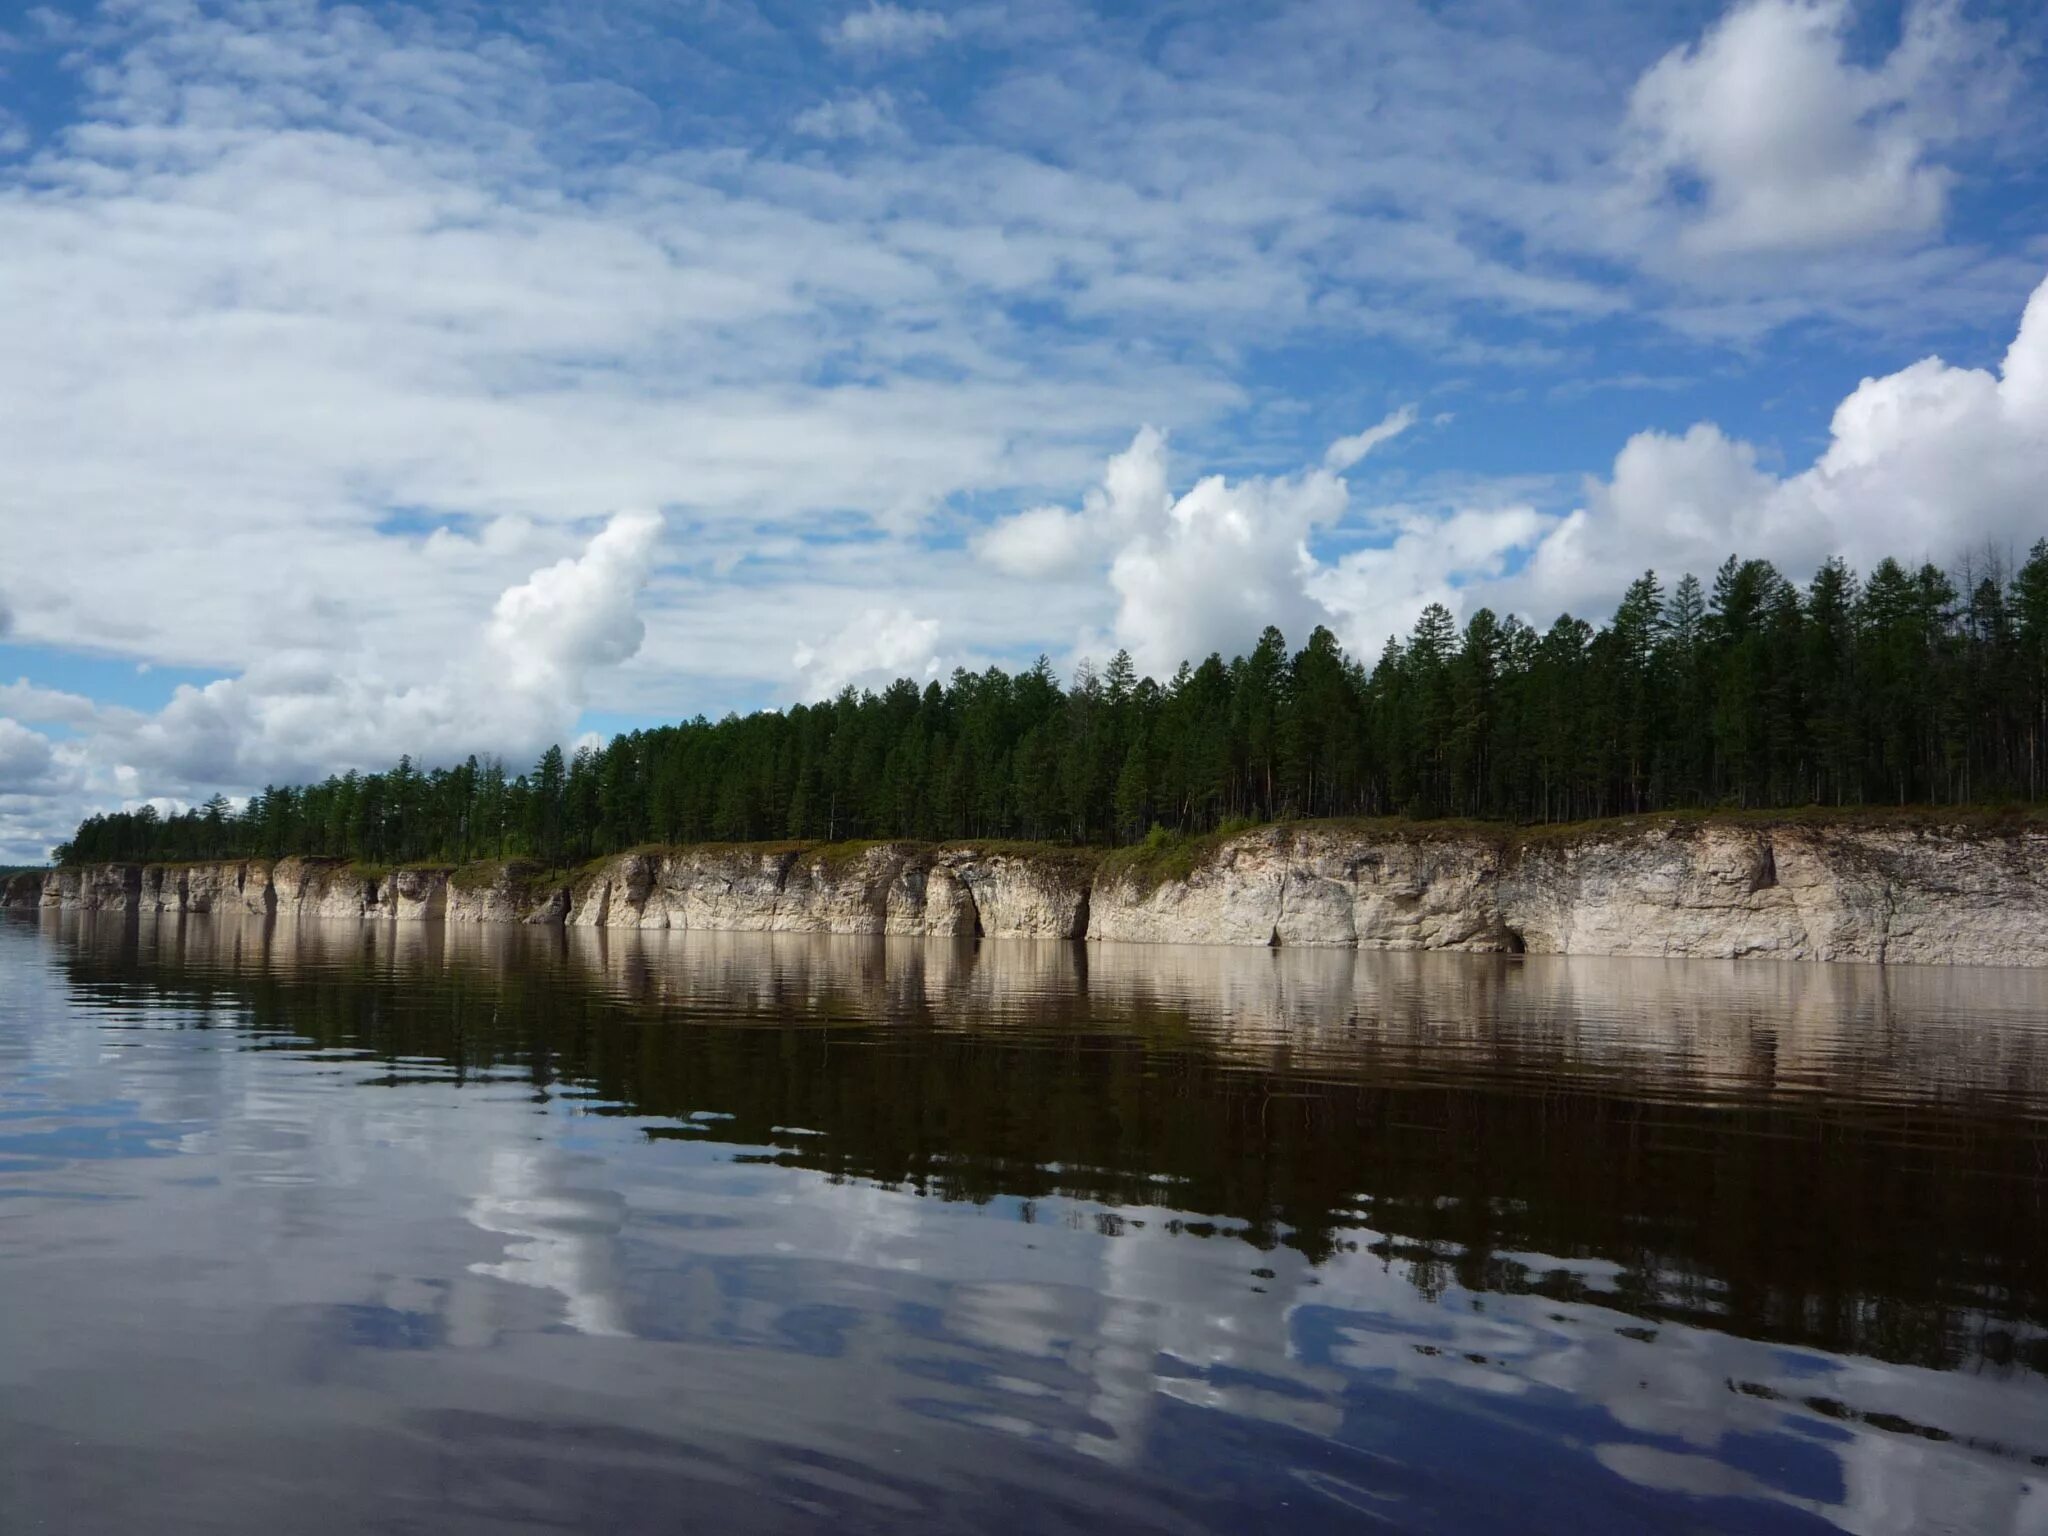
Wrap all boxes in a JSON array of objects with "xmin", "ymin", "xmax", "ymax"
[{"xmin": 3, "ymin": 914, "xmax": 2046, "ymax": 1535}]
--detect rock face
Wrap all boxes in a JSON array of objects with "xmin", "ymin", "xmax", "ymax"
[
  {"xmin": 1501, "ymin": 822, "xmax": 2048, "ymax": 966},
  {"xmin": 1092, "ymin": 820, "xmax": 2048, "ymax": 966},
  {"xmin": 272, "ymin": 858, "xmax": 377, "ymax": 918},
  {"xmin": 1090, "ymin": 826, "xmax": 1510, "ymax": 950},
  {"xmin": 18, "ymin": 819, "xmax": 2048, "ymax": 966},
  {"xmin": 34, "ymin": 864, "xmax": 143, "ymax": 912},
  {"xmin": 173, "ymin": 861, "xmax": 278, "ymax": 916},
  {"xmin": 379, "ymin": 868, "xmax": 448, "ymax": 922},
  {"xmin": 447, "ymin": 863, "xmax": 572, "ymax": 925},
  {"xmin": 3, "ymin": 870, "xmax": 49, "ymax": 908},
  {"xmin": 566, "ymin": 844, "xmax": 1090, "ymax": 938}
]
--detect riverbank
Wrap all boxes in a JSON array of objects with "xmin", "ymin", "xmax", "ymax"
[{"xmin": 9, "ymin": 813, "xmax": 2048, "ymax": 965}]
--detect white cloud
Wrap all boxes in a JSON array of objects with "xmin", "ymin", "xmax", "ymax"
[
  {"xmin": 1324, "ymin": 406, "xmax": 1419, "ymax": 472},
  {"xmin": 793, "ymin": 608, "xmax": 943, "ymax": 699},
  {"xmin": 1518, "ymin": 268, "xmax": 2048, "ymax": 617},
  {"xmin": 1626, "ymin": 0, "xmax": 2007, "ymax": 256},
  {"xmin": 981, "ymin": 426, "xmax": 1349, "ymax": 673},
  {"xmin": 1311, "ymin": 504, "xmax": 1555, "ymax": 652},
  {"xmin": 0, "ymin": 679, "xmax": 96, "ymax": 727},
  {"xmin": 1106, "ymin": 459, "xmax": 1348, "ymax": 675},
  {"xmin": 1315, "ymin": 267, "xmax": 2048, "ymax": 640},
  {"xmin": 974, "ymin": 266, "xmax": 2048, "ymax": 670},
  {"xmin": 0, "ymin": 0, "xmax": 1248, "ymax": 691},
  {"xmin": 977, "ymin": 425, "xmax": 1171, "ymax": 580},
  {"xmin": 976, "ymin": 504, "xmax": 1096, "ymax": 581},
  {"xmin": 30, "ymin": 512, "xmax": 663, "ymax": 840},
  {"xmin": 488, "ymin": 511, "xmax": 662, "ymax": 703},
  {"xmin": 792, "ymin": 89, "xmax": 900, "ymax": 141},
  {"xmin": 827, "ymin": 5, "xmax": 952, "ymax": 57},
  {"xmin": 0, "ymin": 719, "xmax": 57, "ymax": 790}
]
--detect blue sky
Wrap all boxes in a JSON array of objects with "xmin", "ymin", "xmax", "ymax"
[{"xmin": 1, "ymin": 0, "xmax": 2046, "ymax": 859}]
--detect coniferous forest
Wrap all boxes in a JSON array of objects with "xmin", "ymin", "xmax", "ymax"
[{"xmin": 57, "ymin": 548, "xmax": 2048, "ymax": 868}]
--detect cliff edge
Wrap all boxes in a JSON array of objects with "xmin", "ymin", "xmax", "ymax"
[{"xmin": 9, "ymin": 817, "xmax": 2046, "ymax": 967}]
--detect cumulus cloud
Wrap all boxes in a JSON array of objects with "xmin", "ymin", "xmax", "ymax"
[
  {"xmin": 981, "ymin": 427, "xmax": 1352, "ymax": 673},
  {"xmin": 1311, "ymin": 504, "xmax": 1554, "ymax": 655},
  {"xmin": 1324, "ymin": 406, "xmax": 1418, "ymax": 472},
  {"xmin": 793, "ymin": 608, "xmax": 943, "ymax": 699},
  {"xmin": 1627, "ymin": 0, "xmax": 2008, "ymax": 256},
  {"xmin": 1106, "ymin": 456, "xmax": 1349, "ymax": 676},
  {"xmin": 827, "ymin": 4, "xmax": 952, "ymax": 57},
  {"xmin": 488, "ymin": 511, "xmax": 662, "ymax": 702},
  {"xmin": 976, "ymin": 504, "xmax": 1097, "ymax": 581},
  {"xmin": 0, "ymin": 679, "xmax": 97, "ymax": 727},
  {"xmin": 1519, "ymin": 268, "xmax": 2048, "ymax": 616},
  {"xmin": 1352, "ymin": 268, "xmax": 2048, "ymax": 640},
  {"xmin": 0, "ymin": 718, "xmax": 57, "ymax": 790},
  {"xmin": 982, "ymin": 417, "xmax": 1533, "ymax": 672},
  {"xmin": 40, "ymin": 512, "xmax": 663, "ymax": 834},
  {"xmin": 977, "ymin": 267, "xmax": 2048, "ymax": 672},
  {"xmin": 792, "ymin": 89, "xmax": 899, "ymax": 141},
  {"xmin": 977, "ymin": 426, "xmax": 1171, "ymax": 580}
]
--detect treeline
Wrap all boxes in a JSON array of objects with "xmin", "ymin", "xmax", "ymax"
[{"xmin": 57, "ymin": 546, "xmax": 2048, "ymax": 869}]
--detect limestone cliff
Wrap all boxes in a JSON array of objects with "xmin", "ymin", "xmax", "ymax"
[
  {"xmin": 10, "ymin": 817, "xmax": 2048, "ymax": 967},
  {"xmin": 1090, "ymin": 826, "xmax": 1509, "ymax": 950},
  {"xmin": 1501, "ymin": 821, "xmax": 2048, "ymax": 966},
  {"xmin": 566, "ymin": 844, "xmax": 1089, "ymax": 939},
  {"xmin": 1091, "ymin": 819, "xmax": 2048, "ymax": 965},
  {"xmin": 446, "ymin": 862, "xmax": 573, "ymax": 924}
]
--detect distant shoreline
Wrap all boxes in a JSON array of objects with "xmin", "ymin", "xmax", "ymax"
[{"xmin": 13, "ymin": 812, "xmax": 2048, "ymax": 968}]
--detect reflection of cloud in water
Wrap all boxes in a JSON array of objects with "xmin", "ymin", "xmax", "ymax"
[
  {"xmin": 1305, "ymin": 1237, "xmax": 2046, "ymax": 1535},
  {"xmin": 466, "ymin": 1148, "xmax": 629, "ymax": 1338},
  {"xmin": 23, "ymin": 910, "xmax": 2048, "ymax": 1534}
]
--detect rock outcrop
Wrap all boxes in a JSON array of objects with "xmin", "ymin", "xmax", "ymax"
[
  {"xmin": 1500, "ymin": 821, "xmax": 2048, "ymax": 966},
  {"xmin": 13, "ymin": 818, "xmax": 2048, "ymax": 966},
  {"xmin": 32, "ymin": 863, "xmax": 143, "ymax": 912},
  {"xmin": 447, "ymin": 862, "xmax": 573, "ymax": 925},
  {"xmin": 272, "ymin": 858, "xmax": 377, "ymax": 918},
  {"xmin": 1090, "ymin": 826, "xmax": 1510, "ymax": 950},
  {"xmin": 566, "ymin": 844, "xmax": 1089, "ymax": 938}
]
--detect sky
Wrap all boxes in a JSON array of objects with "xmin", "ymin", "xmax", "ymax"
[{"xmin": 0, "ymin": 0, "xmax": 2045, "ymax": 861}]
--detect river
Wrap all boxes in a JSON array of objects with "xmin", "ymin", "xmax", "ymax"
[{"xmin": 2, "ymin": 910, "xmax": 2044, "ymax": 1533}]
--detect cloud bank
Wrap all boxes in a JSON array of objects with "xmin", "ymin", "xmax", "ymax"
[
  {"xmin": 0, "ymin": 513, "xmax": 662, "ymax": 860},
  {"xmin": 979, "ymin": 267, "xmax": 2048, "ymax": 669}
]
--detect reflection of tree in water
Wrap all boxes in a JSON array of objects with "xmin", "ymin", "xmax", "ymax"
[{"xmin": 43, "ymin": 909, "xmax": 2048, "ymax": 1378}]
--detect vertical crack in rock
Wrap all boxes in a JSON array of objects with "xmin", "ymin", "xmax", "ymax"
[{"xmin": 1752, "ymin": 841, "xmax": 1779, "ymax": 892}]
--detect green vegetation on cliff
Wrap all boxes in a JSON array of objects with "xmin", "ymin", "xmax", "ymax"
[{"xmin": 58, "ymin": 545, "xmax": 2048, "ymax": 868}]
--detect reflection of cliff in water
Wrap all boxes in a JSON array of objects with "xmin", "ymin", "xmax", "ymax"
[{"xmin": 31, "ymin": 906, "xmax": 2048, "ymax": 1376}]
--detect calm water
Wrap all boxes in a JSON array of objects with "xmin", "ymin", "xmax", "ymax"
[{"xmin": 3, "ymin": 913, "xmax": 2046, "ymax": 1535}]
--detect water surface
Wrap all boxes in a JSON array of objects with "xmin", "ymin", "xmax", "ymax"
[{"xmin": 3, "ymin": 911, "xmax": 2045, "ymax": 1534}]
